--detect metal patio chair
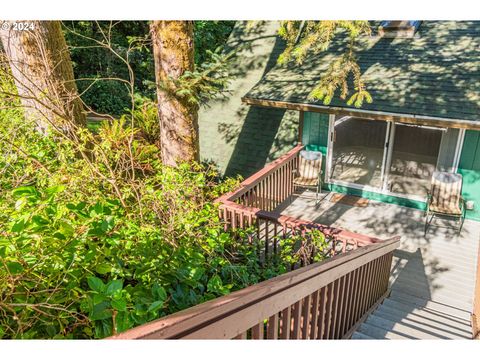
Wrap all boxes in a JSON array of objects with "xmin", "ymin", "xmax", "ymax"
[
  {"xmin": 424, "ymin": 171, "xmax": 466, "ymax": 235},
  {"xmin": 293, "ymin": 150, "xmax": 322, "ymax": 204}
]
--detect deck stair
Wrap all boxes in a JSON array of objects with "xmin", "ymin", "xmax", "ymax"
[
  {"xmin": 352, "ymin": 291, "xmax": 472, "ymax": 339},
  {"xmin": 352, "ymin": 238, "xmax": 478, "ymax": 339}
]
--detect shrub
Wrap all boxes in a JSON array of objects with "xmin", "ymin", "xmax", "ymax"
[
  {"xmin": 77, "ymin": 79, "xmax": 133, "ymax": 116},
  {"xmin": 0, "ymin": 70, "xmax": 328, "ymax": 339}
]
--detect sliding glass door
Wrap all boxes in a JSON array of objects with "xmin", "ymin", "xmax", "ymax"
[
  {"xmin": 326, "ymin": 115, "xmax": 460, "ymax": 199},
  {"xmin": 330, "ymin": 117, "xmax": 387, "ymax": 188},
  {"xmin": 386, "ymin": 124, "xmax": 443, "ymax": 197}
]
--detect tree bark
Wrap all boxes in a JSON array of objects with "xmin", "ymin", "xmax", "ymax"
[
  {"xmin": 150, "ymin": 21, "xmax": 199, "ymax": 166},
  {"xmin": 0, "ymin": 21, "xmax": 86, "ymax": 133}
]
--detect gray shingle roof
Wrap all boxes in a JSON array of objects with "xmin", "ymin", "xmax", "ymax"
[{"xmin": 244, "ymin": 21, "xmax": 480, "ymax": 122}]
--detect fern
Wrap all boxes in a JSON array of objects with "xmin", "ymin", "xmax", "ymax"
[
  {"xmin": 278, "ymin": 21, "xmax": 372, "ymax": 107},
  {"xmin": 157, "ymin": 47, "xmax": 234, "ymax": 106}
]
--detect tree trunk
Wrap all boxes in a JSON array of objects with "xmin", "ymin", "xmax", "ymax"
[
  {"xmin": 0, "ymin": 21, "xmax": 86, "ymax": 133},
  {"xmin": 150, "ymin": 21, "xmax": 199, "ymax": 166}
]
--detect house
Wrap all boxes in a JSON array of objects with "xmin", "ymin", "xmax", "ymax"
[
  {"xmin": 198, "ymin": 20, "xmax": 480, "ymax": 339},
  {"xmin": 115, "ymin": 21, "xmax": 480, "ymax": 340},
  {"xmin": 198, "ymin": 21, "xmax": 299, "ymax": 178},
  {"xmin": 216, "ymin": 20, "xmax": 480, "ymax": 221}
]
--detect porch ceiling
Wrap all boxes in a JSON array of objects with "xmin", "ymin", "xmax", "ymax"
[{"xmin": 244, "ymin": 21, "xmax": 480, "ymax": 127}]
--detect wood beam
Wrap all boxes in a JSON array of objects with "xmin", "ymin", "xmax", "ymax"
[{"xmin": 242, "ymin": 97, "xmax": 480, "ymax": 131}]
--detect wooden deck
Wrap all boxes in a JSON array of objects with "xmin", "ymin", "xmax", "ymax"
[
  {"xmin": 278, "ymin": 191, "xmax": 480, "ymax": 339},
  {"xmin": 110, "ymin": 144, "xmax": 478, "ymax": 339}
]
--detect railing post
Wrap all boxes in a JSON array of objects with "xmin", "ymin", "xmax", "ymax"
[{"xmin": 472, "ymin": 243, "xmax": 480, "ymax": 339}]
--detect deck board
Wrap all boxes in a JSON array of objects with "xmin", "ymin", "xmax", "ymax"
[{"xmin": 278, "ymin": 191, "xmax": 480, "ymax": 339}]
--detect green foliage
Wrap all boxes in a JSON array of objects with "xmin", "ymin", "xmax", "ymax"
[
  {"xmin": 194, "ymin": 21, "xmax": 236, "ymax": 65},
  {"xmin": 77, "ymin": 80, "xmax": 133, "ymax": 116},
  {"xmin": 122, "ymin": 96, "xmax": 159, "ymax": 146},
  {"xmin": 163, "ymin": 49, "xmax": 234, "ymax": 106},
  {"xmin": 0, "ymin": 71, "xmax": 330, "ymax": 339},
  {"xmin": 278, "ymin": 21, "xmax": 372, "ymax": 108},
  {"xmin": 64, "ymin": 21, "xmax": 235, "ymax": 116},
  {"xmin": 64, "ymin": 21, "xmax": 154, "ymax": 116}
]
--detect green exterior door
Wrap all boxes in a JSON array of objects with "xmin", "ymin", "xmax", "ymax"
[{"xmin": 301, "ymin": 112, "xmax": 330, "ymax": 185}]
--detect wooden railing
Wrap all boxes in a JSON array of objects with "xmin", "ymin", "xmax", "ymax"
[
  {"xmin": 110, "ymin": 237, "xmax": 400, "ymax": 339},
  {"xmin": 216, "ymin": 144, "xmax": 384, "ymax": 258},
  {"xmin": 222, "ymin": 144, "xmax": 302, "ymax": 212},
  {"xmin": 216, "ymin": 145, "xmax": 303, "ymax": 228},
  {"xmin": 109, "ymin": 145, "xmax": 400, "ymax": 340},
  {"xmin": 473, "ymin": 244, "xmax": 480, "ymax": 339}
]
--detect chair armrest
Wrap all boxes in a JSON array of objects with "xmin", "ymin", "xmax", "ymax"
[
  {"xmin": 425, "ymin": 191, "xmax": 431, "ymax": 213},
  {"xmin": 426, "ymin": 191, "xmax": 432, "ymax": 203},
  {"xmin": 460, "ymin": 196, "xmax": 466, "ymax": 210}
]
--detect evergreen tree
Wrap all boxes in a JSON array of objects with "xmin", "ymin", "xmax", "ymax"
[{"xmin": 278, "ymin": 21, "xmax": 372, "ymax": 108}]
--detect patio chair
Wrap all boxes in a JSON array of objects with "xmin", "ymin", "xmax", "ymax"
[
  {"xmin": 293, "ymin": 150, "xmax": 322, "ymax": 204},
  {"xmin": 424, "ymin": 171, "xmax": 466, "ymax": 235}
]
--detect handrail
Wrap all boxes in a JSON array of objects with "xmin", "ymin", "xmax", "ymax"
[
  {"xmin": 216, "ymin": 143, "xmax": 383, "ymax": 262},
  {"xmin": 110, "ymin": 236, "xmax": 400, "ymax": 339},
  {"xmin": 472, "ymin": 243, "xmax": 480, "ymax": 339},
  {"xmin": 216, "ymin": 144, "xmax": 304, "ymax": 203},
  {"xmin": 108, "ymin": 147, "xmax": 401, "ymax": 340},
  {"xmin": 256, "ymin": 211, "xmax": 382, "ymax": 247}
]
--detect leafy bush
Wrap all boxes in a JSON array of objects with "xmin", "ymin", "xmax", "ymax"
[
  {"xmin": 77, "ymin": 79, "xmax": 133, "ymax": 116},
  {"xmin": 124, "ymin": 96, "xmax": 160, "ymax": 146},
  {"xmin": 0, "ymin": 183, "xmax": 263, "ymax": 338},
  {"xmin": 0, "ymin": 69, "xmax": 329, "ymax": 339}
]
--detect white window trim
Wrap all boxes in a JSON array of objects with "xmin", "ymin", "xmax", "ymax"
[
  {"xmin": 325, "ymin": 114, "xmax": 335, "ymax": 183},
  {"xmin": 453, "ymin": 129, "xmax": 466, "ymax": 172}
]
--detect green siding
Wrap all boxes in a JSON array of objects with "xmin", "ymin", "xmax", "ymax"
[
  {"xmin": 325, "ymin": 183, "xmax": 426, "ymax": 211},
  {"xmin": 302, "ymin": 112, "xmax": 329, "ymax": 183},
  {"xmin": 458, "ymin": 130, "xmax": 480, "ymax": 221},
  {"xmin": 302, "ymin": 112, "xmax": 329, "ymax": 152},
  {"xmin": 199, "ymin": 22, "xmax": 299, "ymax": 177}
]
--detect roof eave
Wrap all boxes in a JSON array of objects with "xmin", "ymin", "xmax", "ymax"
[{"xmin": 242, "ymin": 96, "xmax": 480, "ymax": 130}]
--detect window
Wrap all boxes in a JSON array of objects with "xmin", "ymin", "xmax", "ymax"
[{"xmin": 378, "ymin": 21, "xmax": 421, "ymax": 38}]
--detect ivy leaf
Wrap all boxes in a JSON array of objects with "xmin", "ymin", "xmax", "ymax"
[
  {"xmin": 87, "ymin": 276, "xmax": 105, "ymax": 293},
  {"xmin": 105, "ymin": 279, "xmax": 123, "ymax": 296},
  {"xmin": 12, "ymin": 186, "xmax": 37, "ymax": 197},
  {"xmin": 58, "ymin": 221, "xmax": 74, "ymax": 237},
  {"xmin": 147, "ymin": 300, "xmax": 164, "ymax": 313},
  {"xmin": 95, "ymin": 263, "xmax": 112, "ymax": 275},
  {"xmin": 90, "ymin": 301, "xmax": 112, "ymax": 321},
  {"xmin": 94, "ymin": 319, "xmax": 113, "ymax": 338},
  {"xmin": 93, "ymin": 293, "xmax": 107, "ymax": 305},
  {"xmin": 11, "ymin": 220, "xmax": 26, "ymax": 233},
  {"xmin": 45, "ymin": 185, "xmax": 65, "ymax": 196},
  {"xmin": 207, "ymin": 274, "xmax": 229, "ymax": 295},
  {"xmin": 111, "ymin": 298, "xmax": 126, "ymax": 312},
  {"xmin": 114, "ymin": 311, "xmax": 130, "ymax": 333},
  {"xmin": 151, "ymin": 283, "xmax": 167, "ymax": 302}
]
